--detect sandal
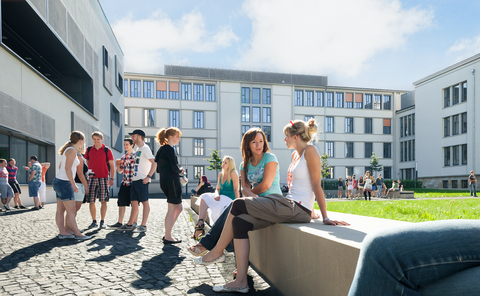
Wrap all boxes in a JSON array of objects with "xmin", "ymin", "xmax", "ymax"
[
  {"xmin": 233, "ymin": 269, "xmax": 237, "ymax": 279},
  {"xmin": 187, "ymin": 245, "xmax": 209, "ymax": 257},
  {"xmin": 192, "ymin": 219, "xmax": 205, "ymax": 240}
]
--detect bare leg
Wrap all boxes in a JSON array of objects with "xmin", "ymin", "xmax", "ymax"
[
  {"xmin": 33, "ymin": 196, "xmax": 40, "ymax": 207},
  {"xmin": 118, "ymin": 206, "xmax": 126, "ymax": 224},
  {"xmin": 164, "ymin": 203, "xmax": 183, "ymax": 240},
  {"xmin": 56, "ymin": 199, "xmax": 69, "ymax": 235},
  {"xmin": 89, "ymin": 202, "xmax": 96, "ymax": 220},
  {"xmin": 222, "ymin": 238, "xmax": 250, "ymax": 288},
  {"xmin": 198, "ymin": 199, "xmax": 209, "ymax": 221},
  {"xmin": 128, "ymin": 201, "xmax": 139, "ymax": 225},
  {"xmin": 75, "ymin": 201, "xmax": 82, "ymax": 216},
  {"xmin": 201, "ymin": 212, "xmax": 235, "ymax": 261},
  {"xmin": 100, "ymin": 201, "xmax": 107, "ymax": 221},
  {"xmin": 140, "ymin": 201, "xmax": 150, "ymax": 226},
  {"xmin": 63, "ymin": 200, "xmax": 84, "ymax": 237}
]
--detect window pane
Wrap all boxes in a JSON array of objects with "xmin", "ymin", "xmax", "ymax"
[
  {"xmin": 11, "ymin": 137, "xmax": 27, "ymax": 183},
  {"xmin": 143, "ymin": 81, "xmax": 154, "ymax": 98},
  {"xmin": 130, "ymin": 80, "xmax": 141, "ymax": 97},
  {"xmin": 444, "ymin": 117, "xmax": 450, "ymax": 137},
  {"xmin": 345, "ymin": 142, "xmax": 353, "ymax": 158},
  {"xmin": 462, "ymin": 144, "xmax": 467, "ymax": 165},
  {"xmin": 315, "ymin": 91, "xmax": 324, "ymax": 107},
  {"xmin": 365, "ymin": 118, "xmax": 372, "ymax": 134},
  {"xmin": 444, "ymin": 147, "xmax": 450, "ymax": 166},
  {"xmin": 295, "ymin": 90, "xmax": 303, "ymax": 106},
  {"xmin": 252, "ymin": 88, "xmax": 260, "ymax": 104},
  {"xmin": 326, "ymin": 142, "xmax": 334, "ymax": 157},
  {"xmin": 169, "ymin": 110, "xmax": 179, "ymax": 127},
  {"xmin": 144, "ymin": 109, "xmax": 154, "ymax": 127},
  {"xmin": 462, "ymin": 82, "xmax": 467, "ymax": 102},
  {"xmin": 453, "ymin": 145, "xmax": 459, "ymax": 165},
  {"xmin": 305, "ymin": 91, "xmax": 313, "ymax": 106},
  {"xmin": 262, "ymin": 107, "xmax": 271, "ymax": 123},
  {"xmin": 383, "ymin": 143, "xmax": 391, "ymax": 158},
  {"xmin": 374, "ymin": 95, "xmax": 381, "ymax": 109},
  {"xmin": 462, "ymin": 112, "xmax": 467, "ymax": 133},
  {"xmin": 383, "ymin": 95, "xmax": 391, "ymax": 110},
  {"xmin": 326, "ymin": 92, "xmax": 333, "ymax": 107},
  {"xmin": 336, "ymin": 93, "xmax": 344, "ymax": 108},
  {"xmin": 242, "ymin": 87, "xmax": 250, "ymax": 103},
  {"xmin": 345, "ymin": 118, "xmax": 353, "ymax": 133},
  {"xmin": 364, "ymin": 94, "xmax": 372, "ymax": 109},
  {"xmin": 262, "ymin": 88, "xmax": 271, "ymax": 104},
  {"xmin": 365, "ymin": 143, "xmax": 372, "ymax": 158},
  {"xmin": 123, "ymin": 80, "xmax": 128, "ymax": 97},
  {"xmin": 206, "ymin": 85, "xmax": 216, "ymax": 101},
  {"xmin": 453, "ymin": 85, "xmax": 459, "ymax": 105},
  {"xmin": 194, "ymin": 139, "xmax": 204, "ymax": 155},
  {"xmin": 262, "ymin": 126, "xmax": 271, "ymax": 142},
  {"xmin": 193, "ymin": 84, "xmax": 204, "ymax": 101},
  {"xmin": 444, "ymin": 88, "xmax": 450, "ymax": 107},
  {"xmin": 242, "ymin": 107, "xmax": 250, "ymax": 122},
  {"xmin": 181, "ymin": 83, "xmax": 192, "ymax": 100},
  {"xmin": 242, "ymin": 125, "xmax": 250, "ymax": 136},
  {"xmin": 384, "ymin": 167, "xmax": 391, "ymax": 179},
  {"xmin": 326, "ymin": 117, "xmax": 334, "ymax": 133},
  {"xmin": 252, "ymin": 107, "xmax": 260, "ymax": 123},
  {"xmin": 194, "ymin": 111, "xmax": 204, "ymax": 129}
]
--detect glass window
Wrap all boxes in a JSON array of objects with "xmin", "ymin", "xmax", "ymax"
[
  {"xmin": 144, "ymin": 109, "xmax": 154, "ymax": 127},
  {"xmin": 194, "ymin": 111, "xmax": 204, "ymax": 129},
  {"xmin": 242, "ymin": 125, "xmax": 250, "ymax": 136},
  {"xmin": 444, "ymin": 147, "xmax": 450, "ymax": 166},
  {"xmin": 181, "ymin": 83, "xmax": 191, "ymax": 100},
  {"xmin": 315, "ymin": 91, "xmax": 324, "ymax": 107},
  {"xmin": 124, "ymin": 108, "xmax": 129, "ymax": 126},
  {"xmin": 194, "ymin": 139, "xmax": 204, "ymax": 156},
  {"xmin": 453, "ymin": 84, "xmax": 460, "ymax": 105},
  {"xmin": 326, "ymin": 117, "xmax": 334, "ymax": 133},
  {"xmin": 345, "ymin": 93, "xmax": 353, "ymax": 108},
  {"xmin": 326, "ymin": 167, "xmax": 334, "ymax": 179},
  {"xmin": 242, "ymin": 87, "xmax": 250, "ymax": 103},
  {"xmin": 400, "ymin": 116, "xmax": 404, "ymax": 138},
  {"xmin": 346, "ymin": 166, "xmax": 354, "ymax": 177},
  {"xmin": 365, "ymin": 118, "xmax": 372, "ymax": 134},
  {"xmin": 206, "ymin": 85, "xmax": 215, "ymax": 101},
  {"xmin": 336, "ymin": 93, "xmax": 344, "ymax": 108},
  {"xmin": 169, "ymin": 110, "xmax": 179, "ymax": 127},
  {"xmin": 130, "ymin": 80, "xmax": 141, "ymax": 97},
  {"xmin": 462, "ymin": 82, "xmax": 467, "ymax": 102},
  {"xmin": 462, "ymin": 180, "xmax": 468, "ymax": 188},
  {"xmin": 262, "ymin": 107, "xmax": 271, "ymax": 123},
  {"xmin": 326, "ymin": 142, "xmax": 334, "ymax": 157},
  {"xmin": 443, "ymin": 180, "xmax": 448, "ymax": 188},
  {"xmin": 345, "ymin": 117, "xmax": 353, "ymax": 133},
  {"xmin": 143, "ymin": 81, "xmax": 154, "ymax": 98},
  {"xmin": 194, "ymin": 166, "xmax": 205, "ymax": 179},
  {"xmin": 11, "ymin": 137, "xmax": 27, "ymax": 183},
  {"xmin": 413, "ymin": 114, "xmax": 415, "ymax": 135},
  {"xmin": 374, "ymin": 95, "xmax": 382, "ymax": 109},
  {"xmin": 462, "ymin": 112, "xmax": 467, "ymax": 133},
  {"xmin": 252, "ymin": 107, "xmax": 260, "ymax": 123},
  {"xmin": 404, "ymin": 117, "xmax": 408, "ymax": 136},
  {"xmin": 365, "ymin": 143, "xmax": 372, "ymax": 158},
  {"xmin": 453, "ymin": 145, "xmax": 459, "ymax": 165},
  {"xmin": 355, "ymin": 94, "xmax": 363, "ymax": 109},
  {"xmin": 252, "ymin": 88, "xmax": 260, "ymax": 104},
  {"xmin": 295, "ymin": 90, "xmax": 303, "ymax": 106},
  {"xmin": 169, "ymin": 82, "xmax": 179, "ymax": 100},
  {"xmin": 193, "ymin": 84, "xmax": 204, "ymax": 101},
  {"xmin": 345, "ymin": 142, "xmax": 354, "ymax": 158},
  {"xmin": 305, "ymin": 91, "xmax": 314, "ymax": 106},
  {"xmin": 326, "ymin": 92, "xmax": 333, "ymax": 107},
  {"xmin": 407, "ymin": 115, "xmax": 411, "ymax": 135},
  {"xmin": 262, "ymin": 126, "xmax": 271, "ymax": 142},
  {"xmin": 452, "ymin": 115, "xmax": 459, "ymax": 135},
  {"xmin": 263, "ymin": 88, "xmax": 271, "ymax": 104},
  {"xmin": 305, "ymin": 116, "xmax": 314, "ymax": 122},
  {"xmin": 364, "ymin": 94, "xmax": 372, "ymax": 109},
  {"xmin": 384, "ymin": 167, "xmax": 391, "ymax": 179},
  {"xmin": 413, "ymin": 139, "xmax": 415, "ymax": 161},
  {"xmin": 383, "ymin": 119, "xmax": 391, "ymax": 134},
  {"xmin": 123, "ymin": 80, "xmax": 128, "ymax": 97},
  {"xmin": 383, "ymin": 95, "xmax": 391, "ymax": 110},
  {"xmin": 462, "ymin": 144, "xmax": 467, "ymax": 165},
  {"xmin": 451, "ymin": 180, "xmax": 458, "ymax": 188},
  {"xmin": 404, "ymin": 142, "xmax": 408, "ymax": 162},
  {"xmin": 444, "ymin": 88, "xmax": 450, "ymax": 107},
  {"xmin": 400, "ymin": 141, "xmax": 404, "ymax": 162},
  {"xmin": 408, "ymin": 140, "xmax": 412, "ymax": 161},
  {"xmin": 384, "ymin": 143, "xmax": 391, "ymax": 158},
  {"xmin": 242, "ymin": 107, "xmax": 250, "ymax": 122},
  {"xmin": 444, "ymin": 117, "xmax": 450, "ymax": 137}
]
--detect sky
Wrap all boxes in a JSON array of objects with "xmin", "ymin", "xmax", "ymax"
[{"xmin": 99, "ymin": 0, "xmax": 480, "ymax": 91}]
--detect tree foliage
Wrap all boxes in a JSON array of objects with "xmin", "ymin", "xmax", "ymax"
[
  {"xmin": 206, "ymin": 149, "xmax": 223, "ymax": 176},
  {"xmin": 369, "ymin": 152, "xmax": 383, "ymax": 175},
  {"xmin": 321, "ymin": 153, "xmax": 331, "ymax": 188}
]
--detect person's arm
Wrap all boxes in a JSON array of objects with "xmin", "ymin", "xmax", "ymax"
[
  {"xmin": 29, "ymin": 169, "xmax": 35, "ymax": 181},
  {"xmin": 240, "ymin": 169, "xmax": 256, "ymax": 197},
  {"xmin": 143, "ymin": 158, "xmax": 157, "ymax": 185},
  {"xmin": 76, "ymin": 157, "xmax": 89, "ymax": 195},
  {"xmin": 231, "ymin": 170, "xmax": 240, "ymax": 200},
  {"xmin": 214, "ymin": 172, "xmax": 222, "ymax": 201},
  {"xmin": 250, "ymin": 161, "xmax": 277, "ymax": 195},
  {"xmin": 196, "ymin": 182, "xmax": 205, "ymax": 192},
  {"xmin": 64, "ymin": 149, "xmax": 79, "ymax": 193},
  {"xmin": 304, "ymin": 146, "xmax": 349, "ymax": 225},
  {"xmin": 41, "ymin": 162, "xmax": 51, "ymax": 170},
  {"xmin": 108, "ymin": 159, "xmax": 115, "ymax": 186},
  {"xmin": 116, "ymin": 157, "xmax": 124, "ymax": 174},
  {"xmin": 166, "ymin": 146, "xmax": 182, "ymax": 174}
]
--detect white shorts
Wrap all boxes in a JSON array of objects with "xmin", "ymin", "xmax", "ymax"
[
  {"xmin": 348, "ymin": 185, "xmax": 353, "ymax": 190},
  {"xmin": 38, "ymin": 182, "xmax": 47, "ymax": 203},
  {"xmin": 195, "ymin": 193, "xmax": 233, "ymax": 224}
]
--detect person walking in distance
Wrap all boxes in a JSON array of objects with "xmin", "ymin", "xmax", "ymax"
[
  {"xmin": 469, "ymin": 170, "xmax": 477, "ymax": 197},
  {"xmin": 7, "ymin": 158, "xmax": 26, "ymax": 209},
  {"xmin": 111, "ymin": 138, "xmax": 137, "ymax": 228},
  {"xmin": 84, "ymin": 131, "xmax": 115, "ymax": 229}
]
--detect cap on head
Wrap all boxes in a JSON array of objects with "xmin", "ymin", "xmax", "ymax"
[{"xmin": 128, "ymin": 129, "xmax": 146, "ymax": 138}]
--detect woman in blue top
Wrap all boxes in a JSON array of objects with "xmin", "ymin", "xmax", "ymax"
[
  {"xmin": 194, "ymin": 156, "xmax": 239, "ymax": 239},
  {"xmin": 187, "ymin": 128, "xmax": 280, "ymax": 256}
]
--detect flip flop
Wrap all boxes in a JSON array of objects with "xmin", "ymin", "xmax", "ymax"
[
  {"xmin": 187, "ymin": 245, "xmax": 208, "ymax": 256},
  {"xmin": 163, "ymin": 236, "xmax": 182, "ymax": 244}
]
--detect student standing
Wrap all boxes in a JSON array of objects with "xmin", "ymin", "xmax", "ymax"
[
  {"xmin": 0, "ymin": 159, "xmax": 14, "ymax": 211},
  {"xmin": 38, "ymin": 162, "xmax": 50, "ymax": 208},
  {"xmin": 7, "ymin": 159, "xmax": 26, "ymax": 209},
  {"xmin": 469, "ymin": 170, "xmax": 477, "ymax": 197},
  {"xmin": 27, "ymin": 156, "xmax": 42, "ymax": 210}
]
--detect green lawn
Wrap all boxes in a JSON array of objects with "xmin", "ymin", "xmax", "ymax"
[
  {"xmin": 406, "ymin": 188, "xmax": 472, "ymax": 198},
  {"xmin": 316, "ymin": 199, "xmax": 480, "ymax": 222}
]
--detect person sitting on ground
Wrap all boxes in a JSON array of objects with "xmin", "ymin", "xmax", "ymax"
[
  {"xmin": 338, "ymin": 176, "xmax": 343, "ymax": 199},
  {"xmin": 194, "ymin": 119, "xmax": 349, "ymax": 294},
  {"xmin": 348, "ymin": 219, "xmax": 480, "ymax": 296},
  {"xmin": 187, "ymin": 128, "xmax": 280, "ymax": 257},
  {"xmin": 386, "ymin": 180, "xmax": 398, "ymax": 197},
  {"xmin": 193, "ymin": 157, "xmax": 239, "ymax": 239},
  {"xmin": 192, "ymin": 175, "xmax": 214, "ymax": 196}
]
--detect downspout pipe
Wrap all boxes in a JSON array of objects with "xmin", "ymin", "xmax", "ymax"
[{"xmin": 472, "ymin": 69, "xmax": 475, "ymax": 172}]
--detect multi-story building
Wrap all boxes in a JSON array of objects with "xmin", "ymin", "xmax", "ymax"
[
  {"xmin": 124, "ymin": 66, "xmax": 405, "ymax": 192},
  {"xmin": 0, "ymin": 0, "xmax": 124, "ymax": 200}
]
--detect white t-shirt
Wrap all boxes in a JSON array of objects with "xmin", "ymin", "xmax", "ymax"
[{"xmin": 132, "ymin": 144, "xmax": 154, "ymax": 182}]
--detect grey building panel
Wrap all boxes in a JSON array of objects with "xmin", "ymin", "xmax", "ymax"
[
  {"xmin": 85, "ymin": 40, "xmax": 93, "ymax": 77},
  {"xmin": 67, "ymin": 13, "xmax": 84, "ymax": 66},
  {"xmin": 164, "ymin": 65, "xmax": 328, "ymax": 86},
  {"xmin": 401, "ymin": 91, "xmax": 415, "ymax": 109},
  {"xmin": 48, "ymin": 0, "xmax": 67, "ymax": 43},
  {"xmin": 0, "ymin": 91, "xmax": 55, "ymax": 144},
  {"xmin": 28, "ymin": 0, "xmax": 47, "ymax": 20},
  {"xmin": 71, "ymin": 112, "xmax": 110, "ymax": 148}
]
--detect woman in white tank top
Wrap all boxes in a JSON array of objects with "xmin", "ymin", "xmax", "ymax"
[{"xmin": 53, "ymin": 131, "xmax": 90, "ymax": 240}]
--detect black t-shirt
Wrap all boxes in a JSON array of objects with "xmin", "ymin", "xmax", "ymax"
[
  {"xmin": 338, "ymin": 180, "xmax": 343, "ymax": 187},
  {"xmin": 155, "ymin": 145, "xmax": 182, "ymax": 182}
]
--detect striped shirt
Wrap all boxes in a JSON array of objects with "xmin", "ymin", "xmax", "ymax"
[{"xmin": 6, "ymin": 165, "xmax": 18, "ymax": 182}]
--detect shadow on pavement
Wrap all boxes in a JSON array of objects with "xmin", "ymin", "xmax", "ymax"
[
  {"xmin": 188, "ymin": 274, "xmax": 283, "ymax": 295},
  {"xmin": 86, "ymin": 229, "xmax": 145, "ymax": 262},
  {"xmin": 130, "ymin": 245, "xmax": 185, "ymax": 290}
]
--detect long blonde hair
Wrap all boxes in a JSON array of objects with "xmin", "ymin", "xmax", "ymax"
[
  {"xmin": 58, "ymin": 131, "xmax": 85, "ymax": 155},
  {"xmin": 222, "ymin": 156, "xmax": 236, "ymax": 182}
]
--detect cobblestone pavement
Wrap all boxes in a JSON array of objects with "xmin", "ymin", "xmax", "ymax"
[{"xmin": 0, "ymin": 196, "xmax": 282, "ymax": 296}]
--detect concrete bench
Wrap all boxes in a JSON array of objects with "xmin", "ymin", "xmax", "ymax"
[
  {"xmin": 190, "ymin": 195, "xmax": 212, "ymax": 226},
  {"xmin": 386, "ymin": 190, "xmax": 414, "ymax": 199}
]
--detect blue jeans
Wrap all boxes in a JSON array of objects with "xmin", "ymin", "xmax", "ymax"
[
  {"xmin": 470, "ymin": 183, "xmax": 477, "ymax": 196},
  {"xmin": 348, "ymin": 220, "xmax": 480, "ymax": 296},
  {"xmin": 200, "ymin": 203, "xmax": 232, "ymax": 250}
]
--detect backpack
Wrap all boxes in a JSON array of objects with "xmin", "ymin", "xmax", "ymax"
[{"xmin": 86, "ymin": 146, "xmax": 111, "ymax": 171}]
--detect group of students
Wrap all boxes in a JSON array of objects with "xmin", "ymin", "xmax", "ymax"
[
  {"xmin": 338, "ymin": 173, "xmax": 404, "ymax": 200},
  {"xmin": 0, "ymin": 157, "xmax": 50, "ymax": 212}
]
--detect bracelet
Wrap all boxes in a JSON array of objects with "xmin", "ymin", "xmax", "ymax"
[
  {"xmin": 147, "ymin": 175, "xmax": 152, "ymax": 178},
  {"xmin": 110, "ymin": 178, "xmax": 114, "ymax": 180},
  {"xmin": 323, "ymin": 217, "xmax": 330, "ymax": 223}
]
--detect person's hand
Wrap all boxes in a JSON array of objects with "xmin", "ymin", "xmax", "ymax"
[
  {"xmin": 109, "ymin": 178, "xmax": 114, "ymax": 187},
  {"xmin": 73, "ymin": 184, "xmax": 79, "ymax": 193},
  {"xmin": 214, "ymin": 195, "xmax": 220, "ymax": 201},
  {"xmin": 323, "ymin": 219, "xmax": 350, "ymax": 226},
  {"xmin": 142, "ymin": 177, "xmax": 149, "ymax": 184},
  {"xmin": 311, "ymin": 211, "xmax": 321, "ymax": 219},
  {"xmin": 24, "ymin": 166, "xmax": 29, "ymax": 170},
  {"xmin": 84, "ymin": 187, "xmax": 89, "ymax": 195}
]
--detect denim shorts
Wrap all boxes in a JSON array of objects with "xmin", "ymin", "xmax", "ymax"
[
  {"xmin": 53, "ymin": 178, "xmax": 75, "ymax": 201},
  {"xmin": 28, "ymin": 181, "xmax": 41, "ymax": 197}
]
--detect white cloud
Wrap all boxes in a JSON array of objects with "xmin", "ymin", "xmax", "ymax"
[
  {"xmin": 236, "ymin": 0, "xmax": 433, "ymax": 77},
  {"xmin": 112, "ymin": 10, "xmax": 239, "ymax": 74},
  {"xmin": 448, "ymin": 35, "xmax": 480, "ymax": 61}
]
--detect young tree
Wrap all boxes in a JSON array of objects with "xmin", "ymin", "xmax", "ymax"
[
  {"xmin": 206, "ymin": 149, "xmax": 223, "ymax": 177},
  {"xmin": 369, "ymin": 152, "xmax": 383, "ymax": 177},
  {"xmin": 321, "ymin": 153, "xmax": 331, "ymax": 189}
]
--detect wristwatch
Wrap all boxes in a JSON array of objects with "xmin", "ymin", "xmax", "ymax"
[{"xmin": 147, "ymin": 174, "xmax": 152, "ymax": 178}]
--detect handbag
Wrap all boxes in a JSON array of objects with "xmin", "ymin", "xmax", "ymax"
[{"xmin": 364, "ymin": 182, "xmax": 372, "ymax": 191}]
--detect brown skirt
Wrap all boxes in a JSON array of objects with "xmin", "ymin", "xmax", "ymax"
[{"xmin": 236, "ymin": 194, "xmax": 312, "ymax": 231}]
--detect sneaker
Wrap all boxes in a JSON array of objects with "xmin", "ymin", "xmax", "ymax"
[
  {"xmin": 132, "ymin": 222, "xmax": 137, "ymax": 229},
  {"xmin": 109, "ymin": 222, "xmax": 123, "ymax": 228},
  {"xmin": 32, "ymin": 206, "xmax": 40, "ymax": 210},
  {"xmin": 99, "ymin": 222, "xmax": 106, "ymax": 229},
  {"xmin": 19, "ymin": 205, "xmax": 27, "ymax": 209},
  {"xmin": 4, "ymin": 205, "xmax": 11, "ymax": 211},
  {"xmin": 116, "ymin": 224, "xmax": 134, "ymax": 231},
  {"xmin": 14, "ymin": 206, "xmax": 19, "ymax": 209},
  {"xmin": 133, "ymin": 225, "xmax": 146, "ymax": 233},
  {"xmin": 75, "ymin": 235, "xmax": 92, "ymax": 240},
  {"xmin": 88, "ymin": 221, "xmax": 98, "ymax": 229},
  {"xmin": 58, "ymin": 234, "xmax": 75, "ymax": 239},
  {"xmin": 38, "ymin": 205, "xmax": 43, "ymax": 209}
]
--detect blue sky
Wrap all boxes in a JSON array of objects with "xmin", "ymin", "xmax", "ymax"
[{"xmin": 99, "ymin": 0, "xmax": 480, "ymax": 90}]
